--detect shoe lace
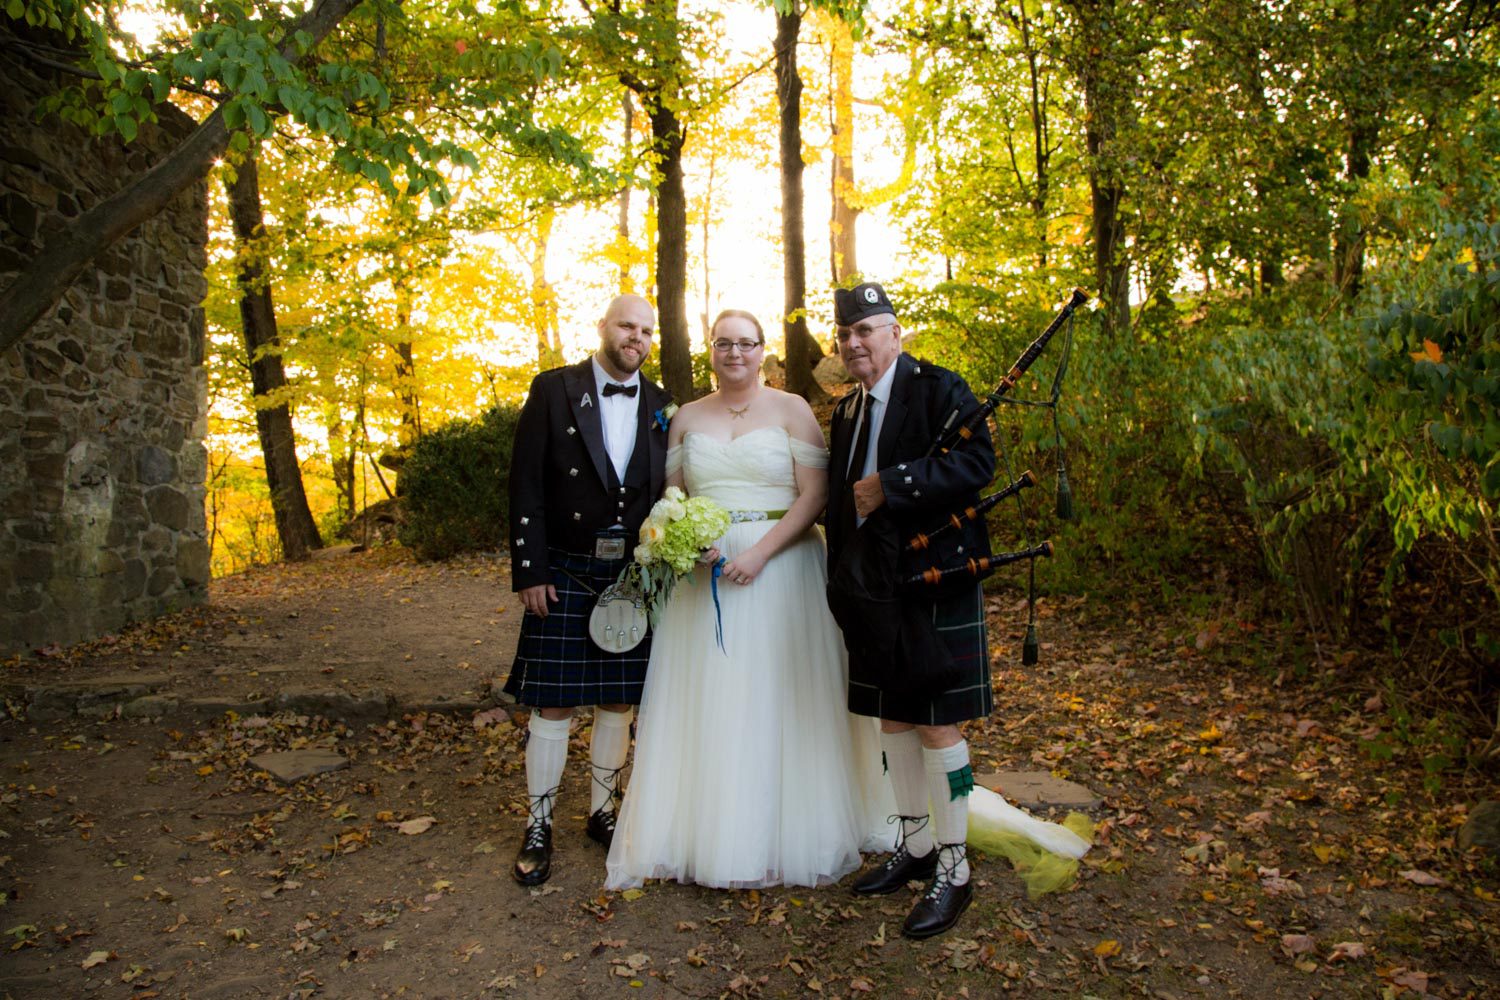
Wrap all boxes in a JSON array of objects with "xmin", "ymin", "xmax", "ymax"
[
  {"xmin": 884, "ymin": 813, "xmax": 929, "ymax": 868},
  {"xmin": 591, "ymin": 764, "xmax": 625, "ymax": 810},
  {"xmin": 924, "ymin": 841, "xmax": 967, "ymax": 899},
  {"xmin": 523, "ymin": 786, "xmax": 557, "ymax": 847}
]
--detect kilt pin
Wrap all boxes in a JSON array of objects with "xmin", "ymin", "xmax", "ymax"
[
  {"xmin": 826, "ymin": 351, "xmax": 996, "ymax": 726},
  {"xmin": 504, "ymin": 358, "xmax": 672, "ymax": 707}
]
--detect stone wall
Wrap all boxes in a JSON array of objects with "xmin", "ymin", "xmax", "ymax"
[{"xmin": 1, "ymin": 26, "xmax": 210, "ymax": 656}]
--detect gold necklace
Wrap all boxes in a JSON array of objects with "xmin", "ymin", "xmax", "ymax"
[{"xmin": 726, "ymin": 403, "xmax": 750, "ymax": 420}]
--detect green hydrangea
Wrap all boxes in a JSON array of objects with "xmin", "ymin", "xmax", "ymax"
[{"xmin": 621, "ymin": 489, "xmax": 730, "ymax": 624}]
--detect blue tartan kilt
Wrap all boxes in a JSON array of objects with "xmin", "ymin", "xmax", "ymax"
[
  {"xmin": 503, "ymin": 549, "xmax": 652, "ymax": 708},
  {"xmin": 847, "ymin": 583, "xmax": 992, "ymax": 726}
]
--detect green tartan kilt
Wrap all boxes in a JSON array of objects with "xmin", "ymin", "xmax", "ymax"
[{"xmin": 847, "ymin": 583, "xmax": 992, "ymax": 726}]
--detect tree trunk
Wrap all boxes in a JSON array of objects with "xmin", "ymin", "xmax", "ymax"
[
  {"xmin": 531, "ymin": 205, "xmax": 563, "ymax": 368},
  {"xmin": 1016, "ymin": 5, "xmax": 1052, "ymax": 270},
  {"xmin": 391, "ymin": 271, "xmax": 421, "ymax": 446},
  {"xmin": 617, "ymin": 88, "xmax": 635, "ymax": 293},
  {"xmin": 1076, "ymin": 2, "xmax": 1131, "ymax": 340},
  {"xmin": 224, "ymin": 155, "xmax": 323, "ymax": 562},
  {"xmin": 776, "ymin": 7, "xmax": 826, "ymax": 402},
  {"xmin": 1333, "ymin": 120, "xmax": 1376, "ymax": 299},
  {"xmin": 828, "ymin": 15, "xmax": 859, "ymax": 284},
  {"xmin": 326, "ymin": 409, "xmax": 356, "ymax": 530},
  {"xmin": 0, "ymin": 0, "xmax": 365, "ymax": 353},
  {"xmin": 645, "ymin": 93, "xmax": 693, "ymax": 403}
]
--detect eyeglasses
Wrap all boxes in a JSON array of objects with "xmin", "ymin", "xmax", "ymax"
[
  {"xmin": 711, "ymin": 339, "xmax": 763, "ymax": 353},
  {"xmin": 835, "ymin": 319, "xmax": 896, "ymax": 342}
]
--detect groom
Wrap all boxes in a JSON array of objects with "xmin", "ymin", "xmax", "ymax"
[
  {"xmin": 826, "ymin": 282, "xmax": 997, "ymax": 939},
  {"xmin": 503, "ymin": 293, "xmax": 671, "ymax": 886}
]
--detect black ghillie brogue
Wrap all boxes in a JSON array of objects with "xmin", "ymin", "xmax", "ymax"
[
  {"xmin": 851, "ymin": 845, "xmax": 939, "ymax": 896},
  {"xmin": 585, "ymin": 807, "xmax": 617, "ymax": 848},
  {"xmin": 512, "ymin": 822, "xmax": 553, "ymax": 886},
  {"xmin": 900, "ymin": 843, "xmax": 973, "ymax": 939}
]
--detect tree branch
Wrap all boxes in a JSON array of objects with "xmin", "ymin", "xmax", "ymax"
[{"xmin": 0, "ymin": 0, "xmax": 365, "ymax": 355}]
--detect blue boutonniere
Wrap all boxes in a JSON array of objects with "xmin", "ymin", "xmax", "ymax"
[{"xmin": 653, "ymin": 402, "xmax": 678, "ymax": 433}]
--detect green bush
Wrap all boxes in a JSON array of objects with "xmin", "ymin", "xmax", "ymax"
[{"xmin": 398, "ymin": 404, "xmax": 523, "ymax": 560}]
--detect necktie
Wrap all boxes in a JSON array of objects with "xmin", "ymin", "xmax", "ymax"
[
  {"xmin": 844, "ymin": 390, "xmax": 873, "ymax": 491},
  {"xmin": 603, "ymin": 382, "xmax": 637, "ymax": 398}
]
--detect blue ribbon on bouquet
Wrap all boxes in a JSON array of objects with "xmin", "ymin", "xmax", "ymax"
[{"xmin": 710, "ymin": 558, "xmax": 727, "ymax": 653}]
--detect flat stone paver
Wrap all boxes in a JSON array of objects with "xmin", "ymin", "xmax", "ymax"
[
  {"xmin": 247, "ymin": 749, "xmax": 349, "ymax": 783},
  {"xmin": 977, "ymin": 770, "xmax": 1103, "ymax": 809}
]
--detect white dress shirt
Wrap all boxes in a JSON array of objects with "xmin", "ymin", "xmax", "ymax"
[
  {"xmin": 849, "ymin": 357, "xmax": 899, "ymax": 526},
  {"xmin": 592, "ymin": 357, "xmax": 640, "ymax": 483}
]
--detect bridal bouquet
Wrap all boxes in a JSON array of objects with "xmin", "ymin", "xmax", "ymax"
[{"xmin": 620, "ymin": 486, "xmax": 730, "ymax": 625}]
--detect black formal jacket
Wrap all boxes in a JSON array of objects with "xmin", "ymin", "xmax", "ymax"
[
  {"xmin": 508, "ymin": 359, "xmax": 672, "ymax": 591},
  {"xmin": 827, "ymin": 353, "xmax": 996, "ymax": 597}
]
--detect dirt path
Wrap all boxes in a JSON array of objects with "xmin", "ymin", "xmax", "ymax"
[{"xmin": 1, "ymin": 549, "xmax": 1496, "ymax": 998}]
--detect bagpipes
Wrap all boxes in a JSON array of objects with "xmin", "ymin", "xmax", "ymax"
[{"xmin": 904, "ymin": 287, "xmax": 1090, "ymax": 664}]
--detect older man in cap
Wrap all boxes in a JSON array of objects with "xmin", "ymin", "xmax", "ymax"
[{"xmin": 825, "ymin": 281, "xmax": 997, "ymax": 939}]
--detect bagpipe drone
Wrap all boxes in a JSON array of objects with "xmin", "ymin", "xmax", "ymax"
[{"xmin": 902, "ymin": 287, "xmax": 1089, "ymax": 664}]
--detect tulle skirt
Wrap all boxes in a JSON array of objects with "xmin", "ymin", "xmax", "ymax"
[{"xmin": 605, "ymin": 521, "xmax": 896, "ymax": 890}]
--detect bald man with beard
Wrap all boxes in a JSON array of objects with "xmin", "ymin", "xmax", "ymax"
[{"xmin": 503, "ymin": 295, "xmax": 674, "ymax": 886}]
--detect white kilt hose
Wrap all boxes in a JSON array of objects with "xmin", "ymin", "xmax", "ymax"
[{"xmin": 503, "ymin": 549, "xmax": 651, "ymax": 708}]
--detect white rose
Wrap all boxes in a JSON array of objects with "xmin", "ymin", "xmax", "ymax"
[
  {"xmin": 642, "ymin": 522, "xmax": 666, "ymax": 545},
  {"xmin": 663, "ymin": 499, "xmax": 686, "ymax": 521},
  {"xmin": 634, "ymin": 543, "xmax": 655, "ymax": 565},
  {"xmin": 663, "ymin": 485, "xmax": 686, "ymax": 503}
]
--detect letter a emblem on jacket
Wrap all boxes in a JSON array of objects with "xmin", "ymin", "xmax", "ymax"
[{"xmin": 581, "ymin": 391, "xmax": 593, "ymax": 408}]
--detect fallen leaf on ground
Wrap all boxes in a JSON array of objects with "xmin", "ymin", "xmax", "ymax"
[
  {"xmin": 81, "ymin": 950, "xmax": 114, "ymax": 969},
  {"xmin": 1398, "ymin": 869, "xmax": 1445, "ymax": 887},
  {"xmin": 394, "ymin": 816, "xmax": 436, "ymax": 835},
  {"xmin": 1280, "ymin": 933, "xmax": 1314, "ymax": 956}
]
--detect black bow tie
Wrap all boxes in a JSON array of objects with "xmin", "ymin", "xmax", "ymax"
[{"xmin": 603, "ymin": 382, "xmax": 637, "ymax": 398}]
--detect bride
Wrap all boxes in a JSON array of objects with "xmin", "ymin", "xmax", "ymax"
[{"xmin": 605, "ymin": 309, "xmax": 894, "ymax": 890}]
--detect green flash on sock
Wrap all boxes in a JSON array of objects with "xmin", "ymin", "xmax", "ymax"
[{"xmin": 947, "ymin": 764, "xmax": 974, "ymax": 801}]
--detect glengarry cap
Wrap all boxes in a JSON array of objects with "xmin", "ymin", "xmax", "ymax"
[{"xmin": 833, "ymin": 282, "xmax": 896, "ymax": 326}]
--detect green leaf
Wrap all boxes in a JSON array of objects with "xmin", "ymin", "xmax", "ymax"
[{"xmin": 246, "ymin": 102, "xmax": 269, "ymax": 136}]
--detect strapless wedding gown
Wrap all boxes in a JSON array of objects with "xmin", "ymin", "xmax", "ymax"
[{"xmin": 605, "ymin": 426, "xmax": 896, "ymax": 890}]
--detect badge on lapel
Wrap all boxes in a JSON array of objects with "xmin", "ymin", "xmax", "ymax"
[
  {"xmin": 581, "ymin": 391, "xmax": 594, "ymax": 409},
  {"xmin": 654, "ymin": 402, "xmax": 678, "ymax": 433}
]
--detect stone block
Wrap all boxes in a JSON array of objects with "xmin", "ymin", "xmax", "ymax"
[
  {"xmin": 26, "ymin": 453, "xmax": 66, "ymax": 483},
  {"xmin": 1460, "ymin": 800, "xmax": 1500, "ymax": 853},
  {"xmin": 55, "ymin": 339, "xmax": 84, "ymax": 365},
  {"xmin": 137, "ymin": 445, "xmax": 176, "ymax": 486},
  {"xmin": 13, "ymin": 547, "xmax": 52, "ymax": 586},
  {"xmin": 146, "ymin": 566, "xmax": 175, "ymax": 597},
  {"xmin": 0, "ymin": 192, "xmax": 38, "ymax": 240},
  {"xmin": 105, "ymin": 277, "xmax": 131, "ymax": 301},
  {"xmin": 145, "ymin": 485, "xmax": 190, "ymax": 531},
  {"xmin": 47, "ymin": 575, "xmax": 96, "ymax": 612},
  {"xmin": 274, "ymin": 688, "xmax": 393, "ymax": 722},
  {"xmin": 248, "ymin": 749, "xmax": 348, "ymax": 784},
  {"xmin": 176, "ymin": 539, "xmax": 210, "ymax": 586},
  {"xmin": 976, "ymin": 771, "xmax": 1103, "ymax": 810},
  {"xmin": 122, "ymin": 558, "xmax": 147, "ymax": 599},
  {"xmin": 122, "ymin": 695, "xmax": 178, "ymax": 719},
  {"xmin": 23, "ymin": 345, "xmax": 63, "ymax": 381}
]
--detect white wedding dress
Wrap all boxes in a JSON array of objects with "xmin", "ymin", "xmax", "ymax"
[{"xmin": 605, "ymin": 426, "xmax": 896, "ymax": 890}]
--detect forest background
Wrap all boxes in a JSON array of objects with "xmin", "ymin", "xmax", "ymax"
[{"xmin": 4, "ymin": 0, "xmax": 1498, "ymax": 766}]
